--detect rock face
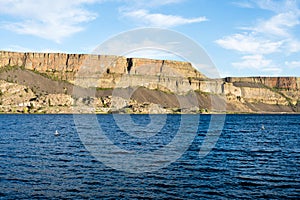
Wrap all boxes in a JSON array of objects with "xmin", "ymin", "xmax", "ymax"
[
  {"xmin": 0, "ymin": 50, "xmax": 299, "ymax": 113},
  {"xmin": 225, "ymin": 77, "xmax": 300, "ymax": 90},
  {"xmin": 0, "ymin": 80, "xmax": 36, "ymax": 109},
  {"xmin": 0, "ymin": 51, "xmax": 205, "ymax": 94}
]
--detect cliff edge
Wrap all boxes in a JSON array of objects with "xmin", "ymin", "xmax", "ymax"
[{"xmin": 0, "ymin": 51, "xmax": 299, "ymax": 114}]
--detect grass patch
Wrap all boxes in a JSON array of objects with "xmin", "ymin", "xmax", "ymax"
[
  {"xmin": 262, "ymin": 84, "xmax": 296, "ymax": 110},
  {"xmin": 96, "ymin": 87, "xmax": 113, "ymax": 91},
  {"xmin": 194, "ymin": 89, "xmax": 211, "ymax": 96},
  {"xmin": 0, "ymin": 65, "xmax": 71, "ymax": 84}
]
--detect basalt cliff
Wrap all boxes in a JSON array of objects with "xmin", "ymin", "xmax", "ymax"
[{"xmin": 0, "ymin": 50, "xmax": 299, "ymax": 114}]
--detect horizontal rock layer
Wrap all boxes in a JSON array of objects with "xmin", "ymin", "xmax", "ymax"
[
  {"xmin": 0, "ymin": 51, "xmax": 299, "ymax": 113},
  {"xmin": 0, "ymin": 50, "xmax": 204, "ymax": 80},
  {"xmin": 225, "ymin": 77, "xmax": 300, "ymax": 90}
]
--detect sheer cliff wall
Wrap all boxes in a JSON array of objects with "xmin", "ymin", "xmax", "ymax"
[
  {"xmin": 1, "ymin": 51, "xmax": 299, "ymax": 91},
  {"xmin": 0, "ymin": 51, "xmax": 299, "ymax": 113},
  {"xmin": 225, "ymin": 77, "xmax": 300, "ymax": 90},
  {"xmin": 0, "ymin": 51, "xmax": 206, "ymax": 93}
]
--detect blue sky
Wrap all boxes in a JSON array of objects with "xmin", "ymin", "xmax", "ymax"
[{"xmin": 0, "ymin": 0, "xmax": 299, "ymax": 77}]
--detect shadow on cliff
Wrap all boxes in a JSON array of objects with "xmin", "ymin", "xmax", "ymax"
[{"xmin": 0, "ymin": 67, "xmax": 215, "ymax": 110}]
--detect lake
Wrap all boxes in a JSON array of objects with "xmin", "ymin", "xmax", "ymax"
[{"xmin": 0, "ymin": 114, "xmax": 299, "ymax": 199}]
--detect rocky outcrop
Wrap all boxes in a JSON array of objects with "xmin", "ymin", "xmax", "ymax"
[
  {"xmin": 0, "ymin": 80, "xmax": 36, "ymax": 111},
  {"xmin": 0, "ymin": 80, "xmax": 185, "ymax": 114},
  {"xmin": 0, "ymin": 50, "xmax": 299, "ymax": 113}
]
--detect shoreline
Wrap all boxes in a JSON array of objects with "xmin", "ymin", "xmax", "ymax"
[{"xmin": 0, "ymin": 112, "xmax": 299, "ymax": 115}]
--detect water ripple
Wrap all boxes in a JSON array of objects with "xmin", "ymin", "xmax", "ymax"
[{"xmin": 0, "ymin": 114, "xmax": 299, "ymax": 199}]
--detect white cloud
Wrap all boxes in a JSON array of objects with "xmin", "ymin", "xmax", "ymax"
[
  {"xmin": 119, "ymin": 0, "xmax": 207, "ymax": 28},
  {"xmin": 261, "ymin": 67, "xmax": 282, "ymax": 74},
  {"xmin": 245, "ymin": 0, "xmax": 300, "ymax": 38},
  {"xmin": 246, "ymin": 11, "xmax": 300, "ymax": 37},
  {"xmin": 217, "ymin": 0, "xmax": 300, "ymax": 74},
  {"xmin": 232, "ymin": 54, "xmax": 272, "ymax": 68},
  {"xmin": 232, "ymin": 54, "xmax": 282, "ymax": 74},
  {"xmin": 3, "ymin": 45, "xmax": 33, "ymax": 52},
  {"xmin": 123, "ymin": 0, "xmax": 185, "ymax": 8},
  {"xmin": 285, "ymin": 39, "xmax": 300, "ymax": 53},
  {"xmin": 123, "ymin": 9, "xmax": 207, "ymax": 28},
  {"xmin": 215, "ymin": 33, "xmax": 282, "ymax": 54},
  {"xmin": 255, "ymin": 0, "xmax": 299, "ymax": 13},
  {"xmin": 126, "ymin": 49, "xmax": 182, "ymax": 61},
  {"xmin": 285, "ymin": 61, "xmax": 300, "ymax": 68},
  {"xmin": 0, "ymin": 0, "xmax": 100, "ymax": 42},
  {"xmin": 232, "ymin": 1, "xmax": 254, "ymax": 8}
]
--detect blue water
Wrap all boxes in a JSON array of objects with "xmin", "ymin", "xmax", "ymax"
[{"xmin": 0, "ymin": 114, "xmax": 299, "ymax": 199}]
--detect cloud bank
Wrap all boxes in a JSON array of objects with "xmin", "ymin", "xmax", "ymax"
[
  {"xmin": 0, "ymin": 0, "xmax": 100, "ymax": 42},
  {"xmin": 216, "ymin": 0, "xmax": 300, "ymax": 74}
]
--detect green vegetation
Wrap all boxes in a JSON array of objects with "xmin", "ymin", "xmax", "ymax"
[
  {"xmin": 31, "ymin": 68, "xmax": 65, "ymax": 82},
  {"xmin": 194, "ymin": 89, "xmax": 211, "ymax": 96},
  {"xmin": 96, "ymin": 87, "xmax": 113, "ymax": 91},
  {"xmin": 262, "ymin": 84, "xmax": 296, "ymax": 110},
  {"xmin": 0, "ymin": 65, "xmax": 70, "ymax": 84},
  {"xmin": 153, "ymin": 87, "xmax": 174, "ymax": 95},
  {"xmin": 0, "ymin": 65, "xmax": 19, "ymax": 73}
]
